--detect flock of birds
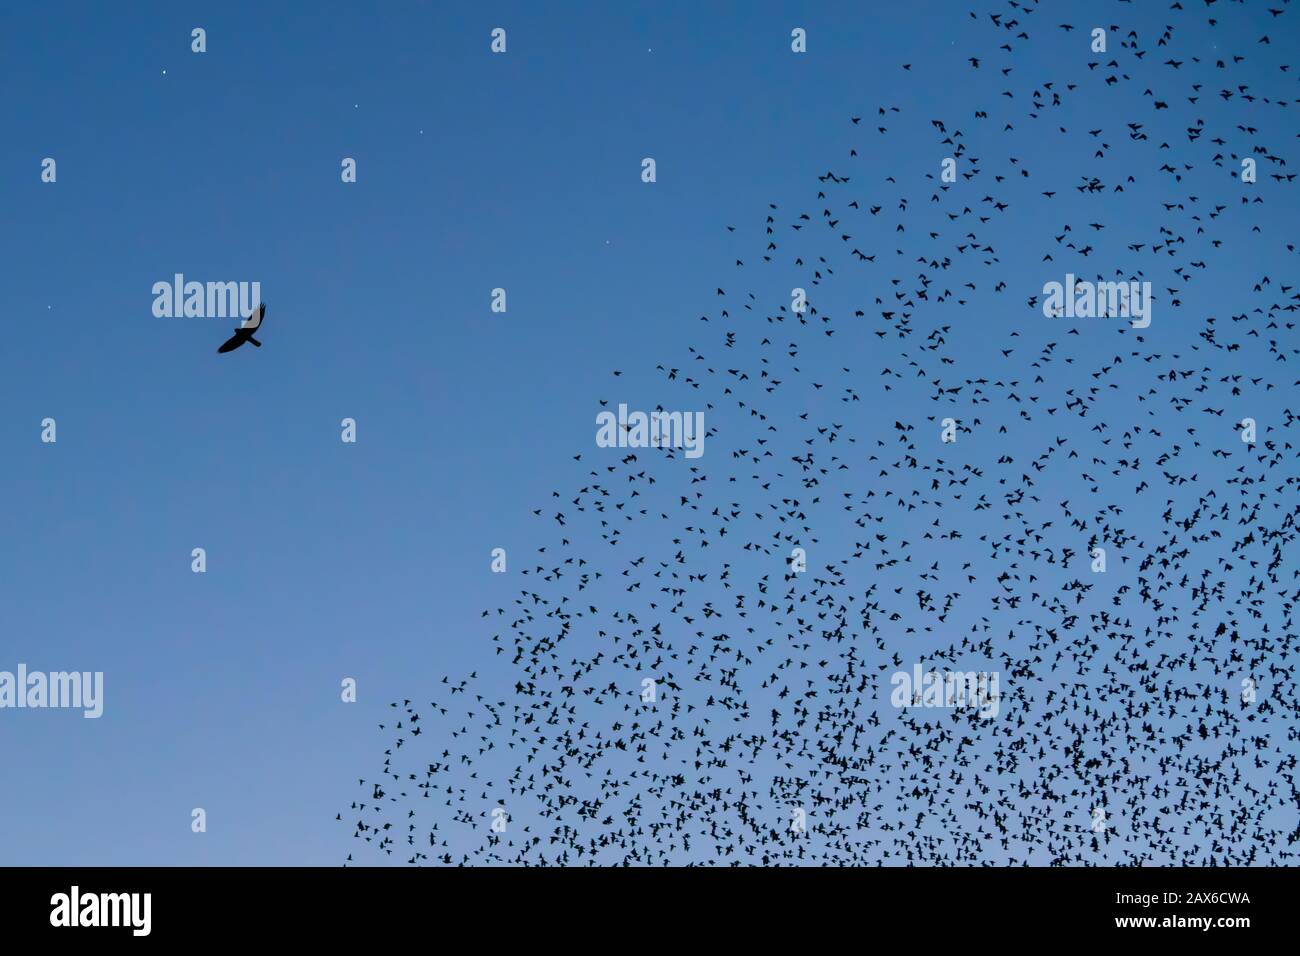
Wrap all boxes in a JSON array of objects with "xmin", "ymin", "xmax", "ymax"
[{"xmin": 342, "ymin": 0, "xmax": 1298, "ymax": 865}]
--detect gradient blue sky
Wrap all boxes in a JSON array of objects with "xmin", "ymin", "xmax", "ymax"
[{"xmin": 3, "ymin": 2, "xmax": 1295, "ymax": 865}]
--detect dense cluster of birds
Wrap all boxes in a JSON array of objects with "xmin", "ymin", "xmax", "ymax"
[{"xmin": 343, "ymin": 0, "xmax": 1298, "ymax": 865}]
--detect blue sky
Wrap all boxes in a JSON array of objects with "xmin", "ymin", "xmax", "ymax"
[{"xmin": 3, "ymin": 1, "xmax": 1296, "ymax": 865}]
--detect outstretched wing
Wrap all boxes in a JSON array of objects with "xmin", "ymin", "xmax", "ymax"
[
  {"xmin": 217, "ymin": 332, "xmax": 245, "ymax": 353},
  {"xmin": 239, "ymin": 303, "xmax": 265, "ymax": 330}
]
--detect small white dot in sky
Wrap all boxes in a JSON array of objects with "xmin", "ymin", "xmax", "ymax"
[{"xmin": 162, "ymin": 69, "xmax": 167, "ymax": 75}]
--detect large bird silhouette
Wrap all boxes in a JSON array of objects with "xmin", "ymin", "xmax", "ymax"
[{"xmin": 217, "ymin": 304, "xmax": 266, "ymax": 354}]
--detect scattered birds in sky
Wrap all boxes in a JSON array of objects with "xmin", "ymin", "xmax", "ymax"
[{"xmin": 345, "ymin": 0, "xmax": 1298, "ymax": 866}]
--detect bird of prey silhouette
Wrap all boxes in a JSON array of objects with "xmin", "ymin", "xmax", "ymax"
[{"xmin": 217, "ymin": 304, "xmax": 266, "ymax": 353}]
